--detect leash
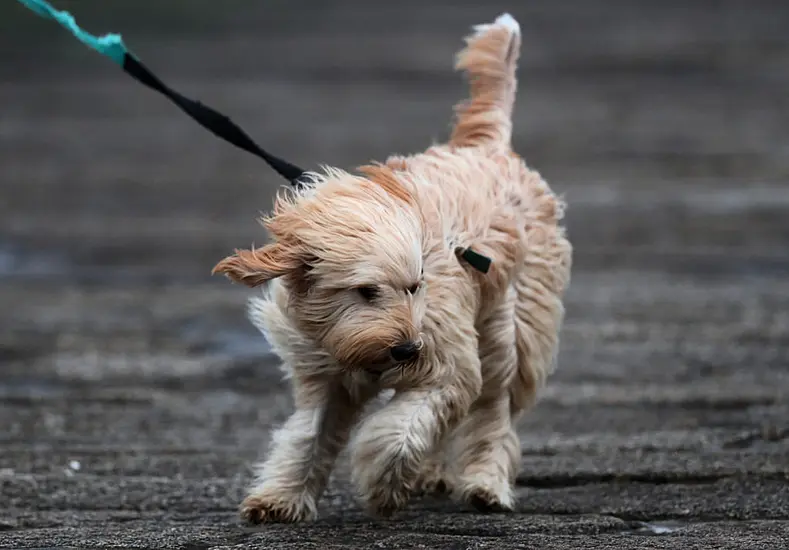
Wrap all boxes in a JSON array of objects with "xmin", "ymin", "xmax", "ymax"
[
  {"xmin": 16, "ymin": 0, "xmax": 308, "ymax": 186},
  {"xmin": 15, "ymin": 0, "xmax": 492, "ymax": 274}
]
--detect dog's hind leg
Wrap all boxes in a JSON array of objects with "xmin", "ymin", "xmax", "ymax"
[
  {"xmin": 449, "ymin": 397, "xmax": 519, "ymax": 511},
  {"xmin": 445, "ymin": 296, "xmax": 520, "ymax": 511},
  {"xmin": 509, "ymin": 223, "xmax": 572, "ymax": 414},
  {"xmin": 449, "ymin": 13, "xmax": 521, "ymax": 151}
]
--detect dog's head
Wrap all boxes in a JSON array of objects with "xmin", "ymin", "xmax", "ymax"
[{"xmin": 213, "ymin": 164, "xmax": 426, "ymax": 369}]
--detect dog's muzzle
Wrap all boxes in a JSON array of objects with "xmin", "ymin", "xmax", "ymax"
[{"xmin": 390, "ymin": 341, "xmax": 422, "ymax": 363}]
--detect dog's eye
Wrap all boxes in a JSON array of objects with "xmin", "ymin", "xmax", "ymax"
[
  {"xmin": 406, "ymin": 283, "xmax": 420, "ymax": 295},
  {"xmin": 356, "ymin": 286, "xmax": 379, "ymax": 301}
]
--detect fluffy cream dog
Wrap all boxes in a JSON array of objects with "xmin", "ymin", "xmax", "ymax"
[{"xmin": 213, "ymin": 12, "xmax": 572, "ymax": 523}]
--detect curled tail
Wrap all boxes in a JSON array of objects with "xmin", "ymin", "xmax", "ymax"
[{"xmin": 450, "ymin": 13, "xmax": 521, "ymax": 150}]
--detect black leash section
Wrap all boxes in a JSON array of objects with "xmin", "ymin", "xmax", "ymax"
[
  {"xmin": 122, "ymin": 54, "xmax": 309, "ymax": 187},
  {"xmin": 123, "ymin": 53, "xmax": 494, "ymax": 273}
]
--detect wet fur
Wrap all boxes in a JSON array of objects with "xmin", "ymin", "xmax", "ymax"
[{"xmin": 213, "ymin": 13, "xmax": 572, "ymax": 523}]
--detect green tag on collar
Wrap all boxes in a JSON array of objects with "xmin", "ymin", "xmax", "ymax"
[{"xmin": 455, "ymin": 246, "xmax": 492, "ymax": 274}]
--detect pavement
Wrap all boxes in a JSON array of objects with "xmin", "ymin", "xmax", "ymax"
[{"xmin": 0, "ymin": 1, "xmax": 788, "ymax": 548}]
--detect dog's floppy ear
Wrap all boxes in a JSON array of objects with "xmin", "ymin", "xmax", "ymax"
[{"xmin": 212, "ymin": 243, "xmax": 303, "ymax": 288}]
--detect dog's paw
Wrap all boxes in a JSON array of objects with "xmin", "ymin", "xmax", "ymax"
[
  {"xmin": 454, "ymin": 474, "xmax": 515, "ymax": 513},
  {"xmin": 415, "ymin": 474, "xmax": 451, "ymax": 496},
  {"xmin": 351, "ymin": 410, "xmax": 426, "ymax": 517},
  {"xmin": 466, "ymin": 486, "xmax": 514, "ymax": 513},
  {"xmin": 360, "ymin": 484, "xmax": 412, "ymax": 519},
  {"xmin": 240, "ymin": 492, "xmax": 317, "ymax": 524},
  {"xmin": 414, "ymin": 459, "xmax": 453, "ymax": 496},
  {"xmin": 351, "ymin": 450, "xmax": 414, "ymax": 518}
]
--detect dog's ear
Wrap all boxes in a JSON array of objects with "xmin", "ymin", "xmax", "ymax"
[{"xmin": 212, "ymin": 243, "xmax": 304, "ymax": 288}]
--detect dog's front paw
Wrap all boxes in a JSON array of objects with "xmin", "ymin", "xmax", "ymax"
[
  {"xmin": 240, "ymin": 491, "xmax": 317, "ymax": 524},
  {"xmin": 453, "ymin": 473, "xmax": 515, "ymax": 513},
  {"xmin": 351, "ymin": 418, "xmax": 425, "ymax": 517},
  {"xmin": 351, "ymin": 449, "xmax": 414, "ymax": 518}
]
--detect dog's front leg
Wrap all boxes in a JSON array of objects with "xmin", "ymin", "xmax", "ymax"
[
  {"xmin": 351, "ymin": 354, "xmax": 482, "ymax": 517},
  {"xmin": 241, "ymin": 377, "xmax": 370, "ymax": 524}
]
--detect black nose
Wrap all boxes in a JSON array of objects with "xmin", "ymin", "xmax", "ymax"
[{"xmin": 390, "ymin": 342, "xmax": 420, "ymax": 362}]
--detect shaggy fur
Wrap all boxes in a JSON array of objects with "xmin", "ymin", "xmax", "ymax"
[{"xmin": 213, "ymin": 13, "xmax": 572, "ymax": 523}]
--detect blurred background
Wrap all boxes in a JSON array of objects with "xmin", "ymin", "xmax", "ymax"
[{"xmin": 1, "ymin": 1, "xmax": 788, "ymax": 545}]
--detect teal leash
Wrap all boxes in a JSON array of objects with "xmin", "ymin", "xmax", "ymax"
[{"xmin": 16, "ymin": 0, "xmax": 128, "ymax": 64}]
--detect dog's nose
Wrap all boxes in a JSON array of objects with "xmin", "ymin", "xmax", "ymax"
[{"xmin": 390, "ymin": 342, "xmax": 421, "ymax": 362}]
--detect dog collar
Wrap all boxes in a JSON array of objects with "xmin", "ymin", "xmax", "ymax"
[{"xmin": 17, "ymin": 0, "xmax": 493, "ymax": 273}]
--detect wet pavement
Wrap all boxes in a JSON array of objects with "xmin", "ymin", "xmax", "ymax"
[{"xmin": 1, "ymin": 1, "xmax": 788, "ymax": 548}]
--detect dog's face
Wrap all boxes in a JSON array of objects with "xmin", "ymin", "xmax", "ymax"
[{"xmin": 214, "ymin": 164, "xmax": 426, "ymax": 369}]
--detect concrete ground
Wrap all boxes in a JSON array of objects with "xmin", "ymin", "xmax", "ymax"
[{"xmin": 1, "ymin": 1, "xmax": 788, "ymax": 548}]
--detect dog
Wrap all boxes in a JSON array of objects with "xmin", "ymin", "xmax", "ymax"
[{"xmin": 213, "ymin": 12, "xmax": 572, "ymax": 523}]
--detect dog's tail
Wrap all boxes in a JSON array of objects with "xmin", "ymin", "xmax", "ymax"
[{"xmin": 449, "ymin": 13, "xmax": 521, "ymax": 150}]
